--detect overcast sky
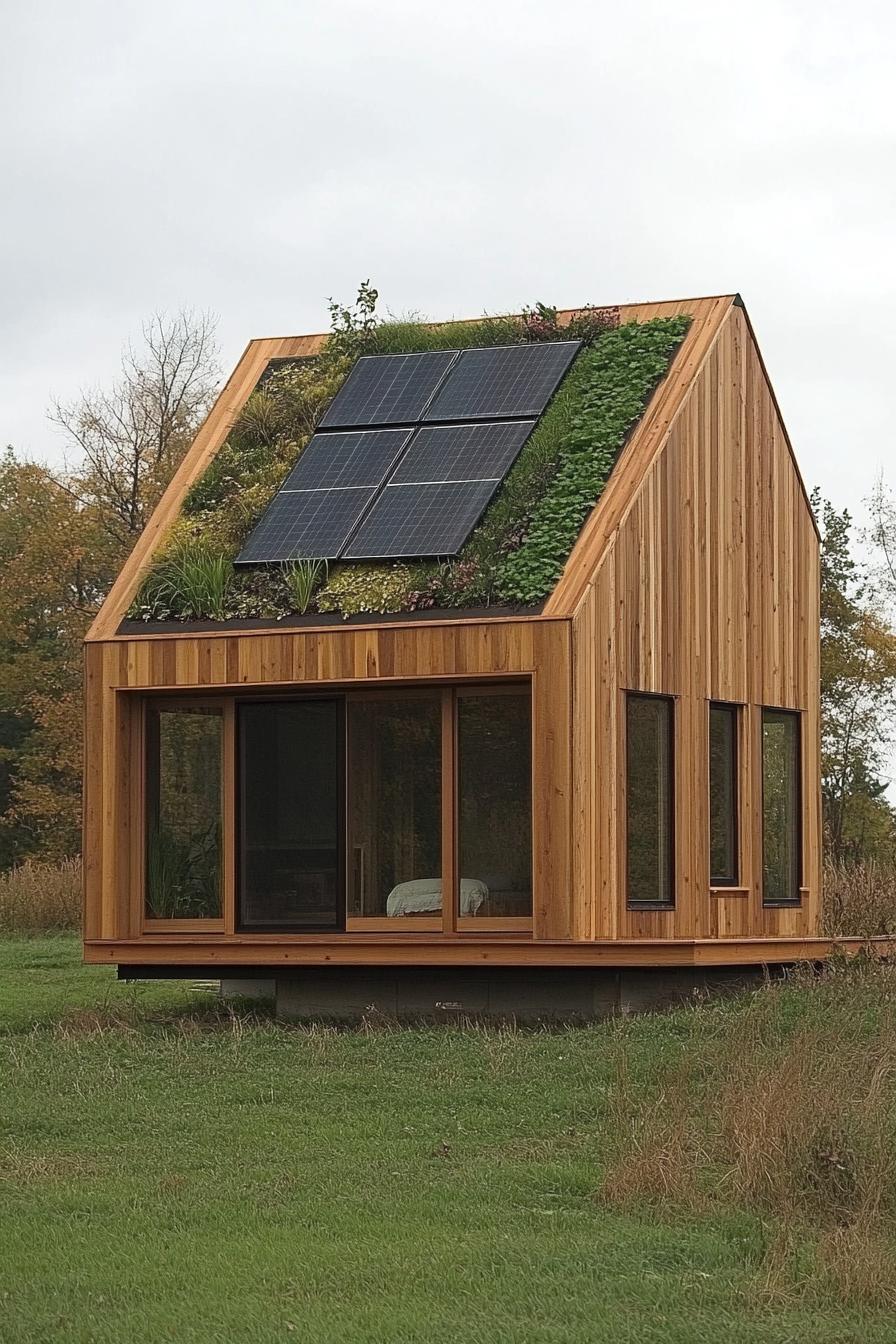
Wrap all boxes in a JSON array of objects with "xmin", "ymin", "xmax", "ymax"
[{"xmin": 1, "ymin": 0, "xmax": 893, "ymax": 533}]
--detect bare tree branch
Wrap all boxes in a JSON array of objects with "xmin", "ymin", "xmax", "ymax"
[{"xmin": 49, "ymin": 309, "xmax": 220, "ymax": 541}]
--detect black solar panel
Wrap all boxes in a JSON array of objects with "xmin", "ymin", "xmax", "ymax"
[
  {"xmin": 319, "ymin": 350, "xmax": 459, "ymax": 429},
  {"xmin": 281, "ymin": 428, "xmax": 411, "ymax": 491},
  {"xmin": 343, "ymin": 480, "xmax": 500, "ymax": 560},
  {"xmin": 391, "ymin": 420, "xmax": 535, "ymax": 485},
  {"xmin": 235, "ymin": 487, "xmax": 375, "ymax": 563},
  {"xmin": 422, "ymin": 340, "xmax": 581, "ymax": 422},
  {"xmin": 237, "ymin": 337, "xmax": 584, "ymax": 568}
]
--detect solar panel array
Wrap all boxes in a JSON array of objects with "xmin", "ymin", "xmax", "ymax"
[{"xmin": 236, "ymin": 338, "xmax": 581, "ymax": 565}]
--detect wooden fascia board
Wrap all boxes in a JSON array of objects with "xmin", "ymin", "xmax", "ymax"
[
  {"xmin": 84, "ymin": 934, "xmax": 896, "ymax": 968},
  {"xmin": 734, "ymin": 297, "xmax": 821, "ymax": 542},
  {"xmin": 543, "ymin": 295, "xmax": 736, "ymax": 616}
]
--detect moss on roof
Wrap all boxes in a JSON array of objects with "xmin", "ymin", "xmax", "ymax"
[{"xmin": 129, "ymin": 299, "xmax": 690, "ymax": 624}]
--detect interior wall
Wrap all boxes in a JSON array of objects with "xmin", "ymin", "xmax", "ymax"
[{"xmin": 571, "ymin": 304, "xmax": 822, "ymax": 940}]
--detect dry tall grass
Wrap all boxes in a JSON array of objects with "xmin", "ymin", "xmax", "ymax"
[
  {"xmin": 600, "ymin": 957, "xmax": 896, "ymax": 1306},
  {"xmin": 0, "ymin": 857, "xmax": 81, "ymax": 934},
  {"xmin": 823, "ymin": 855, "xmax": 896, "ymax": 937}
]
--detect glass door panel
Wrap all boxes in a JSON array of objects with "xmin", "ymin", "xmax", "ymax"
[
  {"xmin": 346, "ymin": 695, "xmax": 442, "ymax": 920},
  {"xmin": 145, "ymin": 705, "xmax": 223, "ymax": 921},
  {"xmin": 457, "ymin": 690, "xmax": 532, "ymax": 919},
  {"xmin": 239, "ymin": 700, "xmax": 342, "ymax": 930}
]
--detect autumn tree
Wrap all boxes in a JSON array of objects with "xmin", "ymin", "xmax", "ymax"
[
  {"xmin": 0, "ymin": 313, "xmax": 219, "ymax": 861},
  {"xmin": 815, "ymin": 489, "xmax": 896, "ymax": 861}
]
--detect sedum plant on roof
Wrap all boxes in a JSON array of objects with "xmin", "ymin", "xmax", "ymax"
[{"xmin": 129, "ymin": 286, "xmax": 689, "ymax": 623}]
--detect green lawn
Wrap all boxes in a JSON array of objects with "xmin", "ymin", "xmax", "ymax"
[{"xmin": 0, "ymin": 937, "xmax": 892, "ymax": 1343}]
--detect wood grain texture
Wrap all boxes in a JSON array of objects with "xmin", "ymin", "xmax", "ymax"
[
  {"xmin": 570, "ymin": 304, "xmax": 822, "ymax": 944},
  {"xmin": 87, "ymin": 297, "xmax": 739, "ymax": 640},
  {"xmin": 83, "ymin": 295, "xmax": 825, "ymax": 970},
  {"xmin": 86, "ymin": 937, "xmax": 880, "ymax": 970},
  {"xmin": 83, "ymin": 618, "xmax": 573, "ymax": 945}
]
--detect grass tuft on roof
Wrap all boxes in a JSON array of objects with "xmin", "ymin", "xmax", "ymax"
[{"xmin": 128, "ymin": 290, "xmax": 689, "ymax": 624}]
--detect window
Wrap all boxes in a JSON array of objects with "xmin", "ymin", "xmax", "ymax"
[
  {"xmin": 145, "ymin": 705, "xmax": 223, "ymax": 920},
  {"xmin": 762, "ymin": 709, "xmax": 802, "ymax": 905},
  {"xmin": 626, "ymin": 694, "xmax": 674, "ymax": 906},
  {"xmin": 143, "ymin": 683, "xmax": 535, "ymax": 934},
  {"xmin": 709, "ymin": 703, "xmax": 739, "ymax": 886},
  {"xmin": 458, "ymin": 689, "xmax": 532, "ymax": 918},
  {"xmin": 346, "ymin": 695, "xmax": 442, "ymax": 918},
  {"xmin": 239, "ymin": 700, "xmax": 342, "ymax": 930}
]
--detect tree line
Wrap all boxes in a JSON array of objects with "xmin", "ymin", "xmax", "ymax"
[{"xmin": 0, "ymin": 311, "xmax": 895, "ymax": 868}]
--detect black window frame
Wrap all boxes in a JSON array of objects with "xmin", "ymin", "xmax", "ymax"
[
  {"xmin": 708, "ymin": 701, "xmax": 740, "ymax": 888},
  {"xmin": 761, "ymin": 707, "xmax": 803, "ymax": 907},
  {"xmin": 625, "ymin": 691, "xmax": 675, "ymax": 910}
]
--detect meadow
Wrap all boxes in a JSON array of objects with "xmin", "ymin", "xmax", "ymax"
[{"xmin": 4, "ymin": 925, "xmax": 896, "ymax": 1342}]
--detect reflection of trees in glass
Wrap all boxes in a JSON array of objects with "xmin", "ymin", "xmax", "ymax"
[
  {"xmin": 348, "ymin": 698, "xmax": 441, "ymax": 914},
  {"xmin": 626, "ymin": 696, "xmax": 673, "ymax": 904},
  {"xmin": 458, "ymin": 694, "xmax": 531, "ymax": 909},
  {"xmin": 146, "ymin": 709, "xmax": 222, "ymax": 918},
  {"xmin": 762, "ymin": 711, "xmax": 800, "ymax": 903},
  {"xmin": 709, "ymin": 705, "xmax": 737, "ymax": 883}
]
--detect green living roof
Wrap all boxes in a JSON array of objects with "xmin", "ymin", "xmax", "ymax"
[{"xmin": 128, "ymin": 296, "xmax": 690, "ymax": 624}]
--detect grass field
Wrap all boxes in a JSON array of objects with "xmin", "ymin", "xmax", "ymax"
[{"xmin": 3, "ymin": 938, "xmax": 896, "ymax": 1343}]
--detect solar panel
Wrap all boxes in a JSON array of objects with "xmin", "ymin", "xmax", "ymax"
[
  {"xmin": 235, "ymin": 487, "xmax": 375, "ymax": 563},
  {"xmin": 281, "ymin": 428, "xmax": 411, "ymax": 491},
  {"xmin": 343, "ymin": 480, "xmax": 500, "ymax": 560},
  {"xmin": 319, "ymin": 350, "xmax": 459, "ymax": 429},
  {"xmin": 237, "ymin": 337, "xmax": 585, "ymax": 568},
  {"xmin": 391, "ymin": 420, "xmax": 535, "ymax": 485},
  {"xmin": 422, "ymin": 340, "xmax": 581, "ymax": 422}
]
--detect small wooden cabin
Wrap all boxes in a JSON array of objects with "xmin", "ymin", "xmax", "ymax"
[{"xmin": 83, "ymin": 294, "xmax": 827, "ymax": 1014}]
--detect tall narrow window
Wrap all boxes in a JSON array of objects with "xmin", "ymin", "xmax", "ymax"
[
  {"xmin": 239, "ymin": 700, "xmax": 342, "ymax": 930},
  {"xmin": 346, "ymin": 695, "xmax": 442, "ymax": 919},
  {"xmin": 457, "ymin": 689, "xmax": 532, "ymax": 918},
  {"xmin": 762, "ymin": 709, "xmax": 802, "ymax": 905},
  {"xmin": 145, "ymin": 705, "xmax": 223, "ymax": 920},
  {"xmin": 626, "ymin": 694, "xmax": 674, "ymax": 906},
  {"xmin": 709, "ymin": 703, "xmax": 739, "ymax": 886}
]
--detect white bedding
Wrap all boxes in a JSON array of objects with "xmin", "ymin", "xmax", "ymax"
[{"xmin": 386, "ymin": 877, "xmax": 487, "ymax": 917}]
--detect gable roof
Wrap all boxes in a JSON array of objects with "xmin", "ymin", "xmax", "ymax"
[{"xmin": 88, "ymin": 294, "xmax": 749, "ymax": 641}]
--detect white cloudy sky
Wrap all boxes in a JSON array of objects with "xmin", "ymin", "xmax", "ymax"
[{"xmin": 1, "ymin": 0, "xmax": 894, "ymax": 535}]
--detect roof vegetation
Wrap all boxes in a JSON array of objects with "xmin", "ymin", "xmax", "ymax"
[{"xmin": 129, "ymin": 287, "xmax": 690, "ymax": 623}]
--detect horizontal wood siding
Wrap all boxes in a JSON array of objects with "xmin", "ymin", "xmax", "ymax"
[{"xmin": 571, "ymin": 305, "xmax": 821, "ymax": 942}]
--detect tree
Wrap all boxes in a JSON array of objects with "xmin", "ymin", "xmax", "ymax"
[
  {"xmin": 814, "ymin": 489, "xmax": 896, "ymax": 861},
  {"xmin": 0, "ymin": 313, "xmax": 219, "ymax": 862},
  {"xmin": 50, "ymin": 310, "xmax": 219, "ymax": 543}
]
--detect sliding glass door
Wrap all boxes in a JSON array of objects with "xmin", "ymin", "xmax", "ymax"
[
  {"xmin": 346, "ymin": 693, "xmax": 442, "ymax": 921},
  {"xmin": 152, "ymin": 683, "xmax": 533, "ymax": 935}
]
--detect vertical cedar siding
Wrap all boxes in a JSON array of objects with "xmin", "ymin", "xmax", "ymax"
[
  {"xmin": 83, "ymin": 296, "xmax": 822, "ymax": 962},
  {"xmin": 569, "ymin": 302, "xmax": 820, "ymax": 942}
]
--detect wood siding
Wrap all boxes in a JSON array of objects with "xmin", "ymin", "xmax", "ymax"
[
  {"xmin": 569, "ymin": 304, "xmax": 822, "ymax": 942},
  {"xmin": 83, "ymin": 617, "xmax": 573, "ymax": 945},
  {"xmin": 83, "ymin": 295, "xmax": 823, "ymax": 968}
]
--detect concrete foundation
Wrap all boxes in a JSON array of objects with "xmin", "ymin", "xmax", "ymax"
[
  {"xmin": 275, "ymin": 963, "xmax": 774, "ymax": 1023},
  {"xmin": 220, "ymin": 977, "xmax": 276, "ymax": 1001}
]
